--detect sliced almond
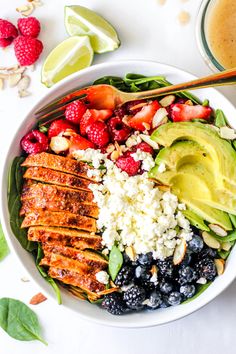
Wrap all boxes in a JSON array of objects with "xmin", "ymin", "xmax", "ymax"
[
  {"xmin": 219, "ymin": 126, "xmax": 236, "ymax": 140},
  {"xmin": 202, "ymin": 231, "xmax": 220, "ymax": 249},
  {"xmin": 16, "ymin": 5, "xmax": 30, "ymax": 12},
  {"xmin": 173, "ymin": 238, "xmax": 187, "ymax": 265},
  {"xmin": 30, "ymin": 292, "xmax": 47, "ymax": 305},
  {"xmin": 208, "ymin": 224, "xmax": 227, "ymax": 237},
  {"xmin": 185, "ymin": 99, "xmax": 193, "ymax": 106},
  {"xmin": 129, "ymin": 102, "xmax": 146, "ymax": 111},
  {"xmin": 152, "ymin": 108, "xmax": 168, "ymax": 128},
  {"xmin": 196, "ymin": 277, "xmax": 207, "ymax": 284},
  {"xmin": 8, "ymin": 73, "xmax": 22, "ymax": 87},
  {"xmin": 214, "ymin": 258, "xmax": 225, "ymax": 275},
  {"xmin": 18, "ymin": 75, "xmax": 30, "ymax": 91},
  {"xmin": 140, "ymin": 134, "xmax": 159, "ymax": 149},
  {"xmin": 157, "ymin": 184, "xmax": 170, "ymax": 192},
  {"xmin": 150, "ymin": 264, "xmax": 158, "ymax": 276},
  {"xmin": 32, "ymin": 0, "xmax": 43, "ymax": 6},
  {"xmin": 125, "ymin": 246, "xmax": 136, "ymax": 261},
  {"xmin": 142, "ymin": 122, "xmax": 151, "ymax": 130},
  {"xmin": 114, "ymin": 141, "xmax": 122, "ymax": 155},
  {"xmin": 50, "ymin": 136, "xmax": 70, "ymax": 154},
  {"xmin": 159, "ymin": 95, "xmax": 175, "ymax": 107},
  {"xmin": 178, "ymin": 10, "xmax": 191, "ymax": 25},
  {"xmin": 221, "ymin": 242, "xmax": 232, "ymax": 251},
  {"xmin": 18, "ymin": 90, "xmax": 31, "ymax": 98},
  {"xmin": 110, "ymin": 150, "xmax": 120, "ymax": 161}
]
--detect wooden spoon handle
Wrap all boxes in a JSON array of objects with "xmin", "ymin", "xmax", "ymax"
[{"xmin": 134, "ymin": 67, "xmax": 236, "ymax": 100}]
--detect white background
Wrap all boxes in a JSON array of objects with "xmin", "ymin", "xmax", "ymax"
[{"xmin": 1, "ymin": 0, "xmax": 236, "ymax": 353}]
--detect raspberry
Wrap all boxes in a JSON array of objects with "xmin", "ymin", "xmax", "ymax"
[
  {"xmin": 107, "ymin": 117, "xmax": 131, "ymax": 143},
  {"xmin": 14, "ymin": 35, "xmax": 43, "ymax": 66},
  {"xmin": 116, "ymin": 151, "xmax": 141, "ymax": 176},
  {"xmin": 48, "ymin": 119, "xmax": 76, "ymax": 138},
  {"xmin": 65, "ymin": 101, "xmax": 87, "ymax": 125},
  {"xmin": 113, "ymin": 106, "xmax": 127, "ymax": 118},
  {"xmin": 133, "ymin": 142, "xmax": 154, "ymax": 154},
  {"xmin": 87, "ymin": 121, "xmax": 110, "ymax": 148},
  {"xmin": 21, "ymin": 130, "xmax": 48, "ymax": 154},
  {"xmin": 17, "ymin": 17, "xmax": 40, "ymax": 38},
  {"xmin": 0, "ymin": 19, "xmax": 18, "ymax": 47}
]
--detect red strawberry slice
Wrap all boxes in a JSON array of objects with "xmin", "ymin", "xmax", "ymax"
[
  {"xmin": 170, "ymin": 104, "xmax": 212, "ymax": 122},
  {"xmin": 69, "ymin": 134, "xmax": 95, "ymax": 154},
  {"xmin": 127, "ymin": 101, "xmax": 161, "ymax": 131},
  {"xmin": 80, "ymin": 108, "xmax": 113, "ymax": 135},
  {"xmin": 48, "ymin": 119, "xmax": 77, "ymax": 138}
]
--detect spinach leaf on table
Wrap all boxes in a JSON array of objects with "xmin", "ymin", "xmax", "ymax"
[
  {"xmin": 0, "ymin": 298, "xmax": 47, "ymax": 345},
  {"xmin": 0, "ymin": 223, "xmax": 9, "ymax": 261}
]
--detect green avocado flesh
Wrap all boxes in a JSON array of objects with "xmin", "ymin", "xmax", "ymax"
[
  {"xmin": 150, "ymin": 122, "xmax": 236, "ymax": 230},
  {"xmin": 181, "ymin": 209, "xmax": 210, "ymax": 231}
]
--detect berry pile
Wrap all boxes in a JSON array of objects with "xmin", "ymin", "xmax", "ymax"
[
  {"xmin": 0, "ymin": 17, "xmax": 43, "ymax": 65},
  {"xmin": 102, "ymin": 233, "xmax": 218, "ymax": 315}
]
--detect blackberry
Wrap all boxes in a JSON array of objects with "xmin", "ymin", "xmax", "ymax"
[
  {"xmin": 102, "ymin": 292, "xmax": 127, "ymax": 315},
  {"xmin": 115, "ymin": 266, "xmax": 134, "ymax": 286},
  {"xmin": 196, "ymin": 257, "xmax": 217, "ymax": 281},
  {"xmin": 123, "ymin": 285, "xmax": 146, "ymax": 310},
  {"xmin": 178, "ymin": 266, "xmax": 197, "ymax": 285},
  {"xmin": 188, "ymin": 235, "xmax": 204, "ymax": 253},
  {"xmin": 199, "ymin": 247, "xmax": 217, "ymax": 259},
  {"xmin": 156, "ymin": 257, "xmax": 174, "ymax": 278},
  {"xmin": 146, "ymin": 291, "xmax": 162, "ymax": 309},
  {"xmin": 137, "ymin": 252, "xmax": 153, "ymax": 266},
  {"xmin": 159, "ymin": 281, "xmax": 174, "ymax": 295},
  {"xmin": 180, "ymin": 284, "xmax": 196, "ymax": 299},
  {"xmin": 168, "ymin": 291, "xmax": 182, "ymax": 306},
  {"xmin": 181, "ymin": 251, "xmax": 192, "ymax": 266},
  {"xmin": 159, "ymin": 296, "xmax": 170, "ymax": 308}
]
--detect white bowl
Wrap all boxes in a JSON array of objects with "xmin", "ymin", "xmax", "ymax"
[{"xmin": 1, "ymin": 60, "xmax": 236, "ymax": 328}]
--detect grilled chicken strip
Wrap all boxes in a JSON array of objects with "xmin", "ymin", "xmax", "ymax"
[
  {"xmin": 21, "ymin": 211, "xmax": 97, "ymax": 232},
  {"xmin": 21, "ymin": 152, "xmax": 94, "ymax": 180},
  {"xmin": 23, "ymin": 167, "xmax": 93, "ymax": 191},
  {"xmin": 20, "ymin": 197, "xmax": 99, "ymax": 218},
  {"xmin": 21, "ymin": 181, "xmax": 95, "ymax": 204},
  {"xmin": 27, "ymin": 227, "xmax": 102, "ymax": 250},
  {"xmin": 43, "ymin": 243, "xmax": 107, "ymax": 268},
  {"xmin": 48, "ymin": 267, "xmax": 106, "ymax": 293}
]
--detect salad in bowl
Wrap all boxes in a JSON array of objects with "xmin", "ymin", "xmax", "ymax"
[{"xmin": 3, "ymin": 61, "xmax": 236, "ymax": 326}]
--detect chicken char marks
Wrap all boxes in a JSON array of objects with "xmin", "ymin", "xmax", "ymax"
[{"xmin": 20, "ymin": 152, "xmax": 108, "ymax": 295}]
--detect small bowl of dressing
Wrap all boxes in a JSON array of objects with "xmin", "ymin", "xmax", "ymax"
[{"xmin": 196, "ymin": 0, "xmax": 236, "ymax": 71}]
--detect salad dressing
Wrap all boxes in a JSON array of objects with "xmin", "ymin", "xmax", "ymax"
[{"xmin": 207, "ymin": 0, "xmax": 236, "ymax": 69}]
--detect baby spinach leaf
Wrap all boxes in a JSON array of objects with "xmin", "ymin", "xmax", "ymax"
[
  {"xmin": 211, "ymin": 230, "xmax": 236, "ymax": 243},
  {"xmin": 202, "ymin": 99, "xmax": 209, "ymax": 107},
  {"xmin": 0, "ymin": 298, "xmax": 47, "ymax": 345},
  {"xmin": 229, "ymin": 214, "xmax": 236, "ymax": 229},
  {"xmin": 0, "ymin": 223, "xmax": 9, "ymax": 261},
  {"xmin": 183, "ymin": 282, "xmax": 212, "ymax": 304},
  {"xmin": 217, "ymin": 249, "xmax": 230, "ymax": 260},
  {"xmin": 35, "ymin": 245, "xmax": 62, "ymax": 304},
  {"xmin": 108, "ymin": 245, "xmax": 123, "ymax": 281},
  {"xmin": 215, "ymin": 109, "xmax": 227, "ymax": 127}
]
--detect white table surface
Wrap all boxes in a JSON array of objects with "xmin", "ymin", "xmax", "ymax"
[{"xmin": 1, "ymin": 0, "xmax": 236, "ymax": 353}]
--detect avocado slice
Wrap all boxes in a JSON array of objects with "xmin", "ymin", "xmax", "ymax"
[
  {"xmin": 181, "ymin": 209, "xmax": 210, "ymax": 231},
  {"xmin": 149, "ymin": 168, "xmax": 232, "ymax": 230},
  {"xmin": 151, "ymin": 122, "xmax": 236, "ymax": 187}
]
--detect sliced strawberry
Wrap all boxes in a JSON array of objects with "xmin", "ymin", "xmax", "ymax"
[
  {"xmin": 170, "ymin": 104, "xmax": 212, "ymax": 122},
  {"xmin": 69, "ymin": 134, "xmax": 95, "ymax": 154},
  {"xmin": 80, "ymin": 108, "xmax": 113, "ymax": 135},
  {"xmin": 127, "ymin": 101, "xmax": 161, "ymax": 131},
  {"xmin": 48, "ymin": 119, "xmax": 76, "ymax": 138}
]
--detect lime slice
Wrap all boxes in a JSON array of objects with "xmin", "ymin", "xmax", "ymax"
[
  {"xmin": 65, "ymin": 5, "xmax": 120, "ymax": 54},
  {"xmin": 41, "ymin": 36, "xmax": 93, "ymax": 87}
]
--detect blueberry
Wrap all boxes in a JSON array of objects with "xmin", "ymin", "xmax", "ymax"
[
  {"xmin": 160, "ymin": 281, "xmax": 173, "ymax": 294},
  {"xmin": 137, "ymin": 252, "xmax": 153, "ymax": 266},
  {"xmin": 178, "ymin": 266, "xmax": 197, "ymax": 285},
  {"xmin": 168, "ymin": 291, "xmax": 182, "ymax": 306},
  {"xmin": 188, "ymin": 235, "xmax": 204, "ymax": 253},
  {"xmin": 180, "ymin": 284, "xmax": 196, "ymax": 299},
  {"xmin": 199, "ymin": 247, "xmax": 217, "ymax": 259},
  {"xmin": 181, "ymin": 251, "xmax": 192, "ymax": 266},
  {"xmin": 146, "ymin": 291, "xmax": 163, "ymax": 309},
  {"xmin": 123, "ymin": 285, "xmax": 146, "ymax": 310},
  {"xmin": 159, "ymin": 296, "xmax": 170, "ymax": 308}
]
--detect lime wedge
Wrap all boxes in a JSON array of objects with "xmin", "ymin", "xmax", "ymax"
[
  {"xmin": 41, "ymin": 36, "xmax": 93, "ymax": 87},
  {"xmin": 65, "ymin": 5, "xmax": 120, "ymax": 54}
]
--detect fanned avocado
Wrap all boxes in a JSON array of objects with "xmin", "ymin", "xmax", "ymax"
[
  {"xmin": 151, "ymin": 122, "xmax": 236, "ymax": 187},
  {"xmin": 149, "ymin": 168, "xmax": 232, "ymax": 230},
  {"xmin": 181, "ymin": 209, "xmax": 210, "ymax": 231}
]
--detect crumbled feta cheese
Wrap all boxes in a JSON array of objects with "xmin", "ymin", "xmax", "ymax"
[
  {"xmin": 196, "ymin": 277, "xmax": 207, "ymax": 285},
  {"xmin": 125, "ymin": 134, "xmax": 142, "ymax": 148},
  {"xmin": 89, "ymin": 158, "xmax": 192, "ymax": 260},
  {"xmin": 131, "ymin": 149, "xmax": 155, "ymax": 171},
  {"xmin": 95, "ymin": 271, "xmax": 109, "ymax": 284},
  {"xmin": 157, "ymin": 162, "xmax": 166, "ymax": 173},
  {"xmin": 72, "ymin": 148, "xmax": 107, "ymax": 169}
]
